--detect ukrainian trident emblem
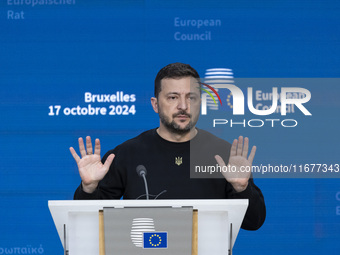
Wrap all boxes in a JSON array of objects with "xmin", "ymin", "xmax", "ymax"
[{"xmin": 175, "ymin": 157, "xmax": 183, "ymax": 166}]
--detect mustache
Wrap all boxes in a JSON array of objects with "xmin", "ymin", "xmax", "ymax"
[{"xmin": 173, "ymin": 111, "xmax": 191, "ymax": 118}]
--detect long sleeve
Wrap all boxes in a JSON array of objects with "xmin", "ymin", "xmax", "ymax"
[{"xmin": 228, "ymin": 178, "xmax": 266, "ymax": 230}]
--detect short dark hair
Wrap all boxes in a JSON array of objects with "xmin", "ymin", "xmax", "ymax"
[{"xmin": 154, "ymin": 62, "xmax": 200, "ymax": 98}]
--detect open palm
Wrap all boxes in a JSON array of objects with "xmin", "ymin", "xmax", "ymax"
[
  {"xmin": 215, "ymin": 136, "xmax": 256, "ymax": 192},
  {"xmin": 70, "ymin": 136, "xmax": 115, "ymax": 193}
]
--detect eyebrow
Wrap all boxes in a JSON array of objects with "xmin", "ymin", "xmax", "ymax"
[{"xmin": 165, "ymin": 92, "xmax": 199, "ymax": 96}]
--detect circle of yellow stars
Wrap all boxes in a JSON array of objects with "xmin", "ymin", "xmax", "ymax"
[{"xmin": 149, "ymin": 234, "xmax": 162, "ymax": 247}]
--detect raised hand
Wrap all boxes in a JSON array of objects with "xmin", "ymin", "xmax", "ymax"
[
  {"xmin": 69, "ymin": 136, "xmax": 115, "ymax": 193},
  {"xmin": 215, "ymin": 136, "xmax": 256, "ymax": 192}
]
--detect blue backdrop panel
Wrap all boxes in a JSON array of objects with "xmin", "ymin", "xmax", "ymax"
[{"xmin": 1, "ymin": 1, "xmax": 340, "ymax": 254}]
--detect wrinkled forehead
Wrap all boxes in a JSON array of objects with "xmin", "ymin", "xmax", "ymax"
[{"xmin": 160, "ymin": 77, "xmax": 201, "ymax": 95}]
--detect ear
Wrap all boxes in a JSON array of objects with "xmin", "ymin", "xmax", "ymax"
[{"xmin": 151, "ymin": 97, "xmax": 159, "ymax": 113}]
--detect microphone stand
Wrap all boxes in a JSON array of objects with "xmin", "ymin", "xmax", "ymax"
[{"xmin": 141, "ymin": 173, "xmax": 149, "ymax": 200}]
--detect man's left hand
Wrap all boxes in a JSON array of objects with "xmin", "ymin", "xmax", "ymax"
[{"xmin": 215, "ymin": 136, "xmax": 256, "ymax": 192}]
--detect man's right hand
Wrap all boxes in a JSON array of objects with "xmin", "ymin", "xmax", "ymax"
[{"xmin": 69, "ymin": 136, "xmax": 115, "ymax": 194}]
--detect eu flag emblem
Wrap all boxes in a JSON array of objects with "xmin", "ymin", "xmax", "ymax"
[{"xmin": 143, "ymin": 232, "xmax": 168, "ymax": 249}]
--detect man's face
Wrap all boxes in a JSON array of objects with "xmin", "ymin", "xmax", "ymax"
[{"xmin": 152, "ymin": 77, "xmax": 201, "ymax": 134}]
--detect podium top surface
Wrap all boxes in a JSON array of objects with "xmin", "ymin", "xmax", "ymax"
[{"xmin": 49, "ymin": 199, "xmax": 248, "ymax": 210}]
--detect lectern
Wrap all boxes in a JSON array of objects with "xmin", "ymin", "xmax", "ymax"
[{"xmin": 48, "ymin": 199, "xmax": 248, "ymax": 255}]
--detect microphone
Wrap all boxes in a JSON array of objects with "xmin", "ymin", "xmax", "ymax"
[
  {"xmin": 136, "ymin": 165, "xmax": 147, "ymax": 177},
  {"xmin": 136, "ymin": 165, "xmax": 149, "ymax": 200}
]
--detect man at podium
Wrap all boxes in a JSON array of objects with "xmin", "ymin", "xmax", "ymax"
[{"xmin": 70, "ymin": 62, "xmax": 266, "ymax": 230}]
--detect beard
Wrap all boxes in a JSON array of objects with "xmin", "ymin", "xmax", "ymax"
[{"xmin": 159, "ymin": 109, "xmax": 198, "ymax": 135}]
